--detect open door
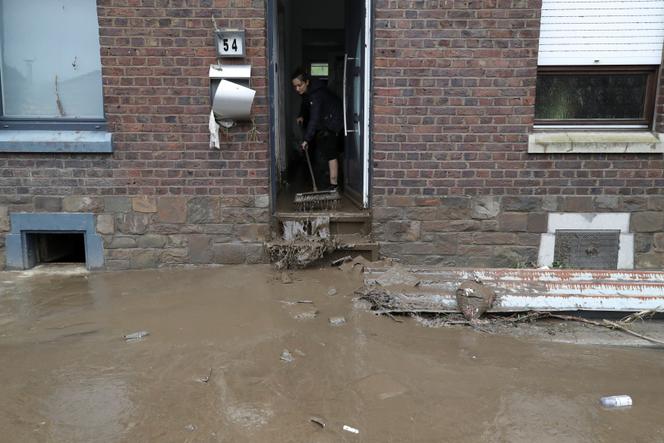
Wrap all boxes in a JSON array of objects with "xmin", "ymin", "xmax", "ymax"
[
  {"xmin": 269, "ymin": 0, "xmax": 370, "ymax": 212},
  {"xmin": 343, "ymin": 0, "xmax": 370, "ymax": 208}
]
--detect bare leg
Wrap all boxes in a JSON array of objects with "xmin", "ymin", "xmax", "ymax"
[{"xmin": 328, "ymin": 158, "xmax": 338, "ymax": 186}]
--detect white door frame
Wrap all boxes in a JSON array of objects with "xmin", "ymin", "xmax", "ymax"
[{"xmin": 361, "ymin": 0, "xmax": 372, "ymax": 208}]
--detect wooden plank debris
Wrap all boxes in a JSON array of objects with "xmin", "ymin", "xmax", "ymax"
[{"xmin": 362, "ymin": 267, "xmax": 664, "ymax": 313}]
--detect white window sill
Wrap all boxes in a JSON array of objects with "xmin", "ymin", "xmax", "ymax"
[
  {"xmin": 0, "ymin": 130, "xmax": 112, "ymax": 153},
  {"xmin": 528, "ymin": 132, "xmax": 664, "ymax": 154}
]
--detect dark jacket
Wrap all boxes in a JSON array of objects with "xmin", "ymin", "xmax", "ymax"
[{"xmin": 302, "ymin": 79, "xmax": 344, "ymax": 144}]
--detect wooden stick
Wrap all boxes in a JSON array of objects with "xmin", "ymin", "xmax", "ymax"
[{"xmin": 545, "ymin": 313, "xmax": 664, "ymax": 346}]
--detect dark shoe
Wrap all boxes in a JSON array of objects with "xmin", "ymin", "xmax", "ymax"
[{"xmin": 328, "ymin": 184, "xmax": 339, "ymax": 193}]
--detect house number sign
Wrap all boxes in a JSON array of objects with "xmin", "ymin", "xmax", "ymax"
[{"xmin": 215, "ymin": 29, "xmax": 245, "ymax": 58}]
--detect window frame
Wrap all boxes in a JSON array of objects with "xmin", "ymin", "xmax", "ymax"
[
  {"xmin": 534, "ymin": 65, "xmax": 659, "ymax": 129},
  {"xmin": 0, "ymin": 0, "xmax": 107, "ymax": 133}
]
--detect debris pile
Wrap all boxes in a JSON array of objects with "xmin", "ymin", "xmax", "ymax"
[
  {"xmin": 356, "ymin": 262, "xmax": 664, "ymax": 346},
  {"xmin": 266, "ymin": 216, "xmax": 336, "ymax": 269},
  {"xmin": 267, "ymin": 238, "xmax": 336, "ymax": 270}
]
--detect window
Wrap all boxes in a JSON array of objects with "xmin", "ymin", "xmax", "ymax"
[
  {"xmin": 534, "ymin": 66, "xmax": 658, "ymax": 128},
  {"xmin": 310, "ymin": 62, "xmax": 329, "ymax": 78},
  {"xmin": 0, "ymin": 0, "xmax": 105, "ymax": 131},
  {"xmin": 535, "ymin": 0, "xmax": 664, "ymax": 130}
]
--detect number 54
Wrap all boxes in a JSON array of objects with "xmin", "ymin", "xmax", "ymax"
[{"xmin": 223, "ymin": 38, "xmax": 238, "ymax": 52}]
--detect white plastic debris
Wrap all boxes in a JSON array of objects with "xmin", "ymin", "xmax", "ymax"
[
  {"xmin": 123, "ymin": 331, "xmax": 149, "ymax": 342},
  {"xmin": 600, "ymin": 395, "xmax": 632, "ymax": 409},
  {"xmin": 209, "ymin": 110, "xmax": 220, "ymax": 149},
  {"xmin": 329, "ymin": 316, "xmax": 346, "ymax": 326},
  {"xmin": 343, "ymin": 425, "xmax": 359, "ymax": 434},
  {"xmin": 280, "ymin": 349, "xmax": 294, "ymax": 363}
]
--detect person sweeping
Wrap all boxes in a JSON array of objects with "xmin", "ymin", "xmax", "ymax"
[{"xmin": 291, "ymin": 68, "xmax": 344, "ymax": 192}]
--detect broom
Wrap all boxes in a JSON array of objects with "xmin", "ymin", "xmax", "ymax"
[{"xmin": 294, "ymin": 148, "xmax": 340, "ymax": 211}]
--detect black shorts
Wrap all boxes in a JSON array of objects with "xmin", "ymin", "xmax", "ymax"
[{"xmin": 315, "ymin": 130, "xmax": 339, "ymax": 161}]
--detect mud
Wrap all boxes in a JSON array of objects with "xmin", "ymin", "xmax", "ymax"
[{"xmin": 1, "ymin": 264, "xmax": 664, "ymax": 442}]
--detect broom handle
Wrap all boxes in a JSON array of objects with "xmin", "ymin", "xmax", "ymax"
[{"xmin": 304, "ymin": 148, "xmax": 318, "ymax": 192}]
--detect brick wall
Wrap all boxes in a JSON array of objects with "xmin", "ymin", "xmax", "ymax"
[
  {"xmin": 371, "ymin": 0, "xmax": 664, "ymax": 268},
  {"xmin": 0, "ymin": 0, "xmax": 271, "ymax": 270}
]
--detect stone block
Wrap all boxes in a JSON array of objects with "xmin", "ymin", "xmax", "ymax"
[
  {"xmin": 187, "ymin": 197, "xmax": 221, "ymax": 224},
  {"xmin": 593, "ymin": 196, "xmax": 620, "ymax": 211},
  {"xmin": 621, "ymin": 197, "xmax": 647, "ymax": 212},
  {"xmin": 245, "ymin": 244, "xmax": 267, "ymax": 264},
  {"xmin": 385, "ymin": 221, "xmax": 420, "ymax": 242},
  {"xmin": 255, "ymin": 195, "xmax": 270, "ymax": 208},
  {"xmin": 0, "ymin": 206, "xmax": 9, "ymax": 232},
  {"xmin": 63, "ymin": 196, "xmax": 102, "ymax": 212},
  {"xmin": 372, "ymin": 207, "xmax": 403, "ymax": 221},
  {"xmin": 635, "ymin": 233, "xmax": 653, "ymax": 254},
  {"xmin": 107, "ymin": 236, "xmax": 137, "ymax": 249},
  {"xmin": 212, "ymin": 243, "xmax": 247, "ymax": 264},
  {"xmin": 472, "ymin": 232, "xmax": 517, "ymax": 245},
  {"xmin": 97, "ymin": 214, "xmax": 114, "ymax": 235},
  {"xmin": 493, "ymin": 246, "xmax": 537, "ymax": 268},
  {"xmin": 221, "ymin": 196, "xmax": 254, "ymax": 207},
  {"xmin": 502, "ymin": 196, "xmax": 541, "ymax": 212},
  {"xmin": 157, "ymin": 197, "xmax": 187, "ymax": 223},
  {"xmin": 458, "ymin": 244, "xmax": 494, "ymax": 257},
  {"xmin": 653, "ymin": 233, "xmax": 664, "ymax": 251},
  {"xmin": 421, "ymin": 220, "xmax": 480, "ymax": 233},
  {"xmin": 188, "ymin": 235, "xmax": 213, "ymax": 263},
  {"xmin": 498, "ymin": 212, "xmax": 528, "ymax": 231},
  {"xmin": 137, "ymin": 234, "xmax": 168, "ymax": 248},
  {"xmin": 480, "ymin": 220, "xmax": 499, "ymax": 231},
  {"xmin": 116, "ymin": 213, "xmax": 150, "ymax": 234},
  {"xmin": 636, "ymin": 251, "xmax": 664, "ymax": 269},
  {"xmin": 631, "ymin": 212, "xmax": 664, "ymax": 233},
  {"xmin": 168, "ymin": 235, "xmax": 188, "ymax": 247},
  {"xmin": 200, "ymin": 224, "xmax": 234, "ymax": 237},
  {"xmin": 34, "ymin": 197, "xmax": 62, "ymax": 212},
  {"xmin": 221, "ymin": 208, "xmax": 269, "ymax": 224},
  {"xmin": 541, "ymin": 196, "xmax": 560, "ymax": 211},
  {"xmin": 516, "ymin": 233, "xmax": 541, "ymax": 246},
  {"xmin": 235, "ymin": 224, "xmax": 270, "ymax": 242},
  {"xmin": 414, "ymin": 197, "xmax": 442, "ymax": 207},
  {"xmin": 647, "ymin": 196, "xmax": 664, "ymax": 211},
  {"xmin": 561, "ymin": 197, "xmax": 593, "ymax": 212},
  {"xmin": 104, "ymin": 196, "xmax": 132, "ymax": 213},
  {"xmin": 129, "ymin": 250, "xmax": 159, "ymax": 269},
  {"xmin": 527, "ymin": 213, "xmax": 548, "ymax": 233},
  {"xmin": 471, "ymin": 196, "xmax": 500, "ymax": 220},
  {"xmin": 132, "ymin": 196, "xmax": 157, "ymax": 213},
  {"xmin": 160, "ymin": 248, "xmax": 188, "ymax": 264},
  {"xmin": 404, "ymin": 207, "xmax": 438, "ymax": 221}
]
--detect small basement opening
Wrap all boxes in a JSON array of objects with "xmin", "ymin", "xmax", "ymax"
[{"xmin": 25, "ymin": 232, "xmax": 86, "ymax": 267}]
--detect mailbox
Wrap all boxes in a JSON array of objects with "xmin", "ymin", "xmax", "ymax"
[{"xmin": 209, "ymin": 64, "xmax": 255, "ymax": 121}]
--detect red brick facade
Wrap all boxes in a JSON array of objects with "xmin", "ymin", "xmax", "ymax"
[{"xmin": 1, "ymin": 0, "xmax": 664, "ymax": 270}]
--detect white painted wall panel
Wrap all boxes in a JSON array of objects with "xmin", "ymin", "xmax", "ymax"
[{"xmin": 539, "ymin": 0, "xmax": 664, "ymax": 65}]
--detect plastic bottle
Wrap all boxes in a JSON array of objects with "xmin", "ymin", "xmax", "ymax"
[
  {"xmin": 600, "ymin": 395, "xmax": 632, "ymax": 408},
  {"xmin": 123, "ymin": 331, "xmax": 150, "ymax": 341}
]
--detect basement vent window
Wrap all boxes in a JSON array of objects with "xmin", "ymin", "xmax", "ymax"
[
  {"xmin": 5, "ymin": 213, "xmax": 104, "ymax": 270},
  {"xmin": 553, "ymin": 229, "xmax": 620, "ymax": 270},
  {"xmin": 25, "ymin": 233, "xmax": 86, "ymax": 267},
  {"xmin": 538, "ymin": 213, "xmax": 633, "ymax": 270}
]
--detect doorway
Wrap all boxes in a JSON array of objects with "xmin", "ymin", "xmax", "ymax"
[{"xmin": 268, "ymin": 0, "xmax": 371, "ymax": 213}]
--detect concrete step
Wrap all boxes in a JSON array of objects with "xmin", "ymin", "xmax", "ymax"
[
  {"xmin": 273, "ymin": 210, "xmax": 377, "ymax": 261},
  {"xmin": 275, "ymin": 210, "xmax": 372, "ymax": 237}
]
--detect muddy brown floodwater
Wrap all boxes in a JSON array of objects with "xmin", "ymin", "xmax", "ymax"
[{"xmin": 1, "ymin": 264, "xmax": 664, "ymax": 443}]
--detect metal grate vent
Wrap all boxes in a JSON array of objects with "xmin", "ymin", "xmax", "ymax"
[{"xmin": 554, "ymin": 229, "xmax": 620, "ymax": 269}]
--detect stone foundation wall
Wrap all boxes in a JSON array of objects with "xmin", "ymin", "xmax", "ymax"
[
  {"xmin": 0, "ymin": 195, "xmax": 270, "ymax": 270},
  {"xmin": 373, "ymin": 195, "xmax": 664, "ymax": 269}
]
